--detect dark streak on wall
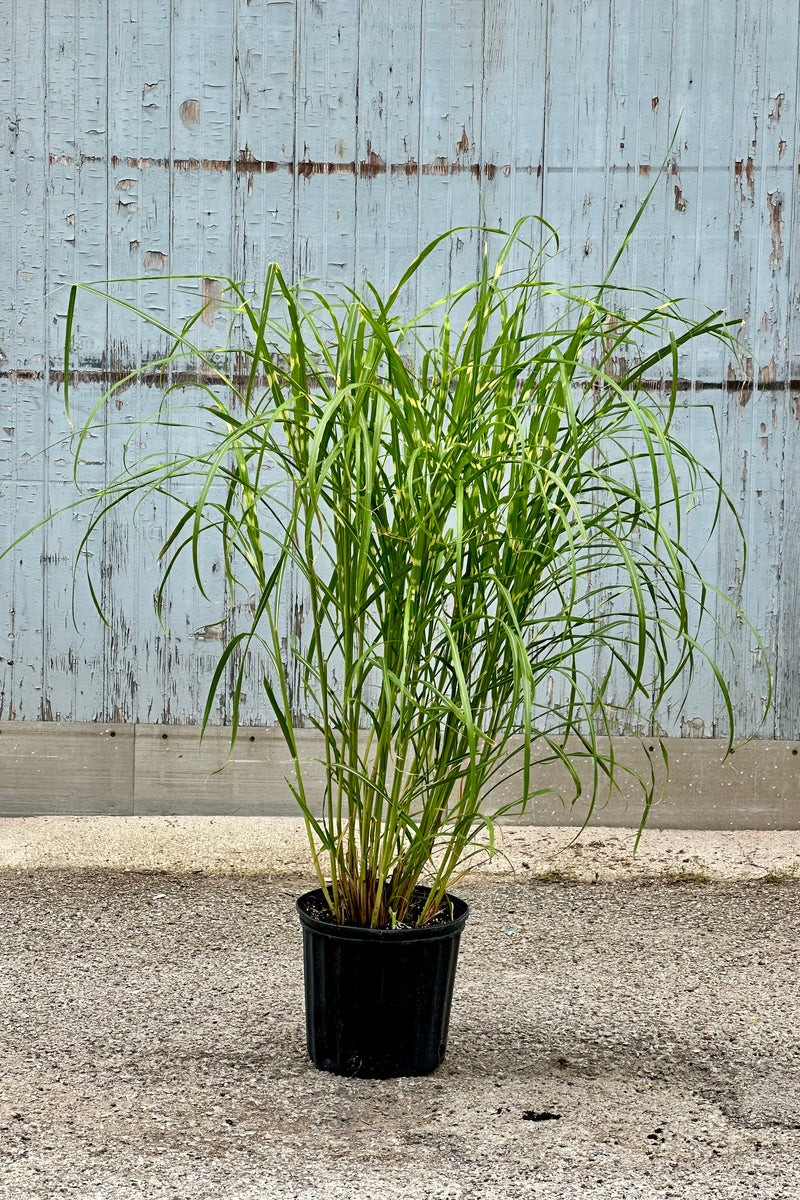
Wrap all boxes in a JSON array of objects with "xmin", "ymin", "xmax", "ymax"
[
  {"xmin": 3, "ymin": 368, "xmax": 800, "ymax": 393},
  {"xmin": 46, "ymin": 152, "xmax": 747, "ymax": 180}
]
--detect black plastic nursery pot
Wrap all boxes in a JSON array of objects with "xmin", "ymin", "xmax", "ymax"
[{"xmin": 296, "ymin": 887, "xmax": 470, "ymax": 1079}]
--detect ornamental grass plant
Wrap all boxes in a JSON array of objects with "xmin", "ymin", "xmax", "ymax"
[{"xmin": 28, "ymin": 212, "xmax": 759, "ymax": 928}]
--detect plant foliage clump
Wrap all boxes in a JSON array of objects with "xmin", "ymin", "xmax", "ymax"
[{"xmin": 56, "ymin": 217, "xmax": 758, "ymax": 926}]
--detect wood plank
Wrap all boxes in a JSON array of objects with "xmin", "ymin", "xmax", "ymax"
[
  {"xmin": 233, "ymin": 0, "xmax": 297, "ymax": 285},
  {"xmin": 169, "ymin": 0, "xmax": 236, "ymax": 346},
  {"xmin": 541, "ymin": 0, "xmax": 611, "ymax": 293},
  {"xmin": 650, "ymin": 3, "xmax": 737, "ymax": 729},
  {"xmin": 752, "ymin": 0, "xmax": 798, "ymax": 387},
  {"xmin": 714, "ymin": 388, "xmax": 781, "ymax": 740},
  {"xmin": 540, "ymin": 2, "xmax": 614, "ymax": 726},
  {"xmin": 510, "ymin": 736, "xmax": 800, "ymax": 831},
  {"xmin": 286, "ymin": 0, "xmax": 362, "ymax": 734},
  {"xmin": 2, "ymin": 404, "xmax": 47, "ymax": 721},
  {"xmin": 480, "ymin": 0, "xmax": 546, "ymax": 287},
  {"xmin": 42, "ymin": 0, "xmax": 110, "ymax": 722},
  {"xmin": 725, "ymin": 0, "xmax": 798, "ymax": 387},
  {"xmin": 133, "ymin": 724, "xmax": 327, "ymax": 815},
  {"xmin": 107, "ymin": 0, "xmax": 173, "ymax": 363},
  {"xmin": 293, "ymin": 0, "xmax": 359, "ymax": 291},
  {"xmin": 775, "ymin": 395, "xmax": 800, "ymax": 738},
  {"xmin": 3, "ymin": 0, "xmax": 47, "ymax": 371},
  {"xmin": 0, "ymin": 721, "xmax": 133, "ymax": 814},
  {"xmin": 353, "ymin": 0, "xmax": 423, "ymax": 307},
  {"xmin": 666, "ymin": 0, "xmax": 737, "ymax": 383},
  {"xmin": 47, "ymin": 0, "xmax": 110, "ymax": 368},
  {"xmin": 775, "ymin": 0, "xmax": 800, "ymax": 740},
  {"xmin": 158, "ymin": 0, "xmax": 238, "ymax": 724},
  {"xmin": 38, "ymin": 492, "xmax": 106, "ymax": 722},
  {"xmin": 103, "ymin": 0, "xmax": 175, "ymax": 723},
  {"xmin": 415, "ymin": 0, "xmax": 484, "ymax": 319},
  {"xmin": 0, "ymin": 723, "xmax": 799, "ymax": 829},
  {"xmin": 122, "ymin": 727, "xmax": 800, "ymax": 832},
  {"xmin": 1, "ymin": 2, "xmax": 48, "ymax": 720},
  {"xmin": 229, "ymin": 0, "xmax": 299, "ymax": 729}
]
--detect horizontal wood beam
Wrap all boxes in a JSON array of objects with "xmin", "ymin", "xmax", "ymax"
[{"xmin": 1, "ymin": 723, "xmax": 799, "ymax": 829}]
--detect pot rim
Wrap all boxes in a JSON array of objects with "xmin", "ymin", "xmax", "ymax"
[{"xmin": 296, "ymin": 886, "xmax": 469, "ymax": 943}]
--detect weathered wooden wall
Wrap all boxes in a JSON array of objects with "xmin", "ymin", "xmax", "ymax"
[{"xmin": 0, "ymin": 0, "xmax": 797, "ymax": 738}]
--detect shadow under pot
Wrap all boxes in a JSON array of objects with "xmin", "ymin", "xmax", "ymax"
[{"xmin": 296, "ymin": 886, "xmax": 470, "ymax": 1079}]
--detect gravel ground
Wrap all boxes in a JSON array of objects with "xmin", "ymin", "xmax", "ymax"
[
  {"xmin": 3, "ymin": 816, "xmax": 800, "ymax": 883},
  {"xmin": 1, "ymin": 820, "xmax": 799, "ymax": 1198}
]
